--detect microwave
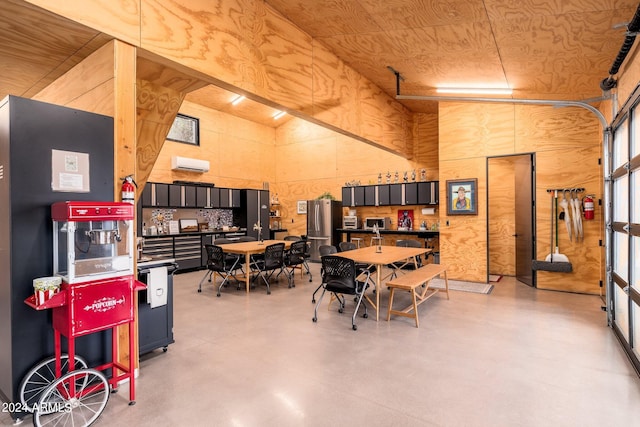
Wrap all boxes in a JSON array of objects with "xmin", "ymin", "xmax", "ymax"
[
  {"xmin": 343, "ymin": 216, "xmax": 358, "ymax": 229},
  {"xmin": 364, "ymin": 217, "xmax": 392, "ymax": 230}
]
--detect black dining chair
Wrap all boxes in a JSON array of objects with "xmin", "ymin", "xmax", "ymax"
[
  {"xmin": 198, "ymin": 245, "xmax": 243, "ymax": 297},
  {"xmin": 338, "ymin": 241, "xmax": 376, "ymax": 291},
  {"xmin": 311, "ymin": 245, "xmax": 338, "ymax": 303},
  {"xmin": 389, "ymin": 239, "xmax": 424, "ymax": 279},
  {"xmin": 214, "ymin": 237, "xmax": 244, "ymax": 273},
  {"xmin": 251, "ymin": 242, "xmax": 285, "ymax": 294},
  {"xmin": 281, "ymin": 240, "xmax": 307, "ymax": 288},
  {"xmin": 312, "ymin": 255, "xmax": 370, "ymax": 331}
]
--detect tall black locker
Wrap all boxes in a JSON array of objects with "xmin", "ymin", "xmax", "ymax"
[
  {"xmin": 241, "ymin": 189, "xmax": 270, "ymax": 240},
  {"xmin": 0, "ymin": 96, "xmax": 114, "ymax": 410}
]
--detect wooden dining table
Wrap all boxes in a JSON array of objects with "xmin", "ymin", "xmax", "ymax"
[
  {"xmin": 335, "ymin": 245, "xmax": 431, "ymax": 321},
  {"xmin": 217, "ymin": 240, "xmax": 292, "ymax": 293}
]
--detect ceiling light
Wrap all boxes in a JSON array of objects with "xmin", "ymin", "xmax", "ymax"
[
  {"xmin": 273, "ymin": 111, "xmax": 286, "ymax": 120},
  {"xmin": 231, "ymin": 95, "xmax": 245, "ymax": 105},
  {"xmin": 436, "ymin": 87, "xmax": 513, "ymax": 95}
]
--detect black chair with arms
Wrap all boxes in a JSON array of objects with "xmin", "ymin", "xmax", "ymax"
[
  {"xmin": 198, "ymin": 245, "xmax": 243, "ymax": 297},
  {"xmin": 311, "ymin": 245, "xmax": 338, "ymax": 303},
  {"xmin": 252, "ymin": 242, "xmax": 285, "ymax": 294},
  {"xmin": 312, "ymin": 255, "xmax": 370, "ymax": 331},
  {"xmin": 281, "ymin": 240, "xmax": 307, "ymax": 287},
  {"xmin": 389, "ymin": 239, "xmax": 424, "ymax": 279},
  {"xmin": 214, "ymin": 237, "xmax": 244, "ymax": 273},
  {"xmin": 338, "ymin": 241, "xmax": 377, "ymax": 291}
]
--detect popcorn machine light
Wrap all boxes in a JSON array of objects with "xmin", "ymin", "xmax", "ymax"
[{"xmin": 23, "ymin": 201, "xmax": 145, "ymax": 423}]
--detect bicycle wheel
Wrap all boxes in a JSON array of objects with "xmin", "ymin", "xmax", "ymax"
[
  {"xmin": 19, "ymin": 354, "xmax": 88, "ymax": 412},
  {"xmin": 33, "ymin": 368, "xmax": 109, "ymax": 427}
]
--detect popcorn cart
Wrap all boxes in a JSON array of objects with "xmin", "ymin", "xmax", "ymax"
[{"xmin": 22, "ymin": 201, "xmax": 145, "ymax": 426}]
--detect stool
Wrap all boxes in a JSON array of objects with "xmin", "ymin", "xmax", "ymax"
[
  {"xmin": 351, "ymin": 237, "xmax": 364, "ymax": 248},
  {"xmin": 370, "ymin": 236, "xmax": 384, "ymax": 246}
]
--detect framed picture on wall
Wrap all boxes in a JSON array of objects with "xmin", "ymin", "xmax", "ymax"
[
  {"xmin": 297, "ymin": 200, "xmax": 307, "ymax": 214},
  {"xmin": 167, "ymin": 113, "xmax": 199, "ymax": 145},
  {"xmin": 446, "ymin": 178, "xmax": 478, "ymax": 215}
]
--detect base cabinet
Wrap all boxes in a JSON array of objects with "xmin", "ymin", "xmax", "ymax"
[{"xmin": 137, "ymin": 262, "xmax": 176, "ymax": 355}]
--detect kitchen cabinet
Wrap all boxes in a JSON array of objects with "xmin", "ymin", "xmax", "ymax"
[
  {"xmin": 405, "ymin": 182, "xmax": 418, "ymax": 205},
  {"xmin": 418, "ymin": 181, "xmax": 439, "ymax": 205},
  {"xmin": 220, "ymin": 188, "xmax": 241, "ymax": 208},
  {"xmin": 353, "ymin": 186, "xmax": 365, "ymax": 206},
  {"xmin": 342, "ymin": 187, "xmax": 353, "ymax": 207},
  {"xmin": 341, "ymin": 181, "xmax": 439, "ymax": 207},
  {"xmin": 240, "ymin": 189, "xmax": 270, "ymax": 240},
  {"xmin": 378, "ymin": 185, "xmax": 390, "ymax": 206},
  {"xmin": 142, "ymin": 183, "xmax": 153, "ymax": 207},
  {"xmin": 196, "ymin": 186, "xmax": 208, "ymax": 207},
  {"xmin": 390, "ymin": 184, "xmax": 403, "ymax": 205},
  {"xmin": 155, "ymin": 183, "xmax": 170, "ymax": 207},
  {"xmin": 173, "ymin": 235, "xmax": 202, "ymax": 270},
  {"xmin": 169, "ymin": 184, "xmax": 182, "ymax": 207},
  {"xmin": 364, "ymin": 185, "xmax": 376, "ymax": 206},
  {"xmin": 184, "ymin": 185, "xmax": 197, "ymax": 207}
]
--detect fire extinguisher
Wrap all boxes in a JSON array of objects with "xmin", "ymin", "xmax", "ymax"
[
  {"xmin": 583, "ymin": 194, "xmax": 595, "ymax": 220},
  {"xmin": 121, "ymin": 175, "xmax": 136, "ymax": 205}
]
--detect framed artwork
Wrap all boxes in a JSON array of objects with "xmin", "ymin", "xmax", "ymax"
[
  {"xmin": 167, "ymin": 113, "xmax": 199, "ymax": 145},
  {"xmin": 297, "ymin": 200, "xmax": 307, "ymax": 214},
  {"xmin": 446, "ymin": 178, "xmax": 478, "ymax": 215},
  {"xmin": 397, "ymin": 209, "xmax": 414, "ymax": 230}
]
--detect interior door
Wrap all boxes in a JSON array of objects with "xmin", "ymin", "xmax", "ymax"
[{"xmin": 514, "ymin": 155, "xmax": 535, "ymax": 286}]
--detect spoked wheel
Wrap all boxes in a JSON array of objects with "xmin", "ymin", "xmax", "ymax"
[
  {"xmin": 19, "ymin": 354, "xmax": 88, "ymax": 412},
  {"xmin": 33, "ymin": 368, "xmax": 109, "ymax": 427}
]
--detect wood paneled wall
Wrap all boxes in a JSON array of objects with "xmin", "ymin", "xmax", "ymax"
[
  {"xmin": 27, "ymin": 0, "xmax": 414, "ymax": 158},
  {"xmin": 488, "ymin": 157, "xmax": 516, "ymax": 276},
  {"xmin": 440, "ymin": 102, "xmax": 603, "ymax": 293}
]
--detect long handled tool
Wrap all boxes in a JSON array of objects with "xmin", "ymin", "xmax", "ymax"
[{"xmin": 532, "ymin": 190, "xmax": 572, "ymax": 272}]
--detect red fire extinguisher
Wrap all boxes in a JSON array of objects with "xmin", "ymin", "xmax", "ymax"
[
  {"xmin": 121, "ymin": 175, "xmax": 136, "ymax": 205},
  {"xmin": 583, "ymin": 194, "xmax": 595, "ymax": 220}
]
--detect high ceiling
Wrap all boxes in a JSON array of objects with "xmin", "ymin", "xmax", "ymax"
[
  {"xmin": 264, "ymin": 0, "xmax": 639, "ymax": 112},
  {"xmin": 1, "ymin": 0, "xmax": 638, "ymax": 122}
]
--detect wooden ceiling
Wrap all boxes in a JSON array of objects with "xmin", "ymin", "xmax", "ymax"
[
  {"xmin": 265, "ymin": 0, "xmax": 639, "ymax": 112},
  {"xmin": 1, "ymin": 0, "xmax": 638, "ymax": 121}
]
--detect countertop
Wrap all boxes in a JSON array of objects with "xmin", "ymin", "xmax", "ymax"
[
  {"xmin": 142, "ymin": 228, "xmax": 247, "ymax": 238},
  {"xmin": 336, "ymin": 228, "xmax": 439, "ymax": 235}
]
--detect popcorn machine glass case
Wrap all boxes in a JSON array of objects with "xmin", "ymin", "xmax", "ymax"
[{"xmin": 52, "ymin": 201, "xmax": 135, "ymax": 283}]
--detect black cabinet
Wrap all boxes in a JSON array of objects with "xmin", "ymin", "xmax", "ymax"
[
  {"xmin": 210, "ymin": 187, "xmax": 220, "ymax": 207},
  {"xmin": 418, "ymin": 181, "xmax": 439, "ymax": 205},
  {"xmin": 155, "ymin": 183, "xmax": 169, "ymax": 207},
  {"xmin": 196, "ymin": 186, "xmax": 208, "ymax": 207},
  {"xmin": 390, "ymin": 184, "xmax": 403, "ymax": 205},
  {"xmin": 184, "ymin": 185, "xmax": 197, "ymax": 207},
  {"xmin": 173, "ymin": 235, "xmax": 202, "ymax": 270},
  {"xmin": 405, "ymin": 182, "xmax": 418, "ymax": 205},
  {"xmin": 241, "ymin": 190, "xmax": 270, "ymax": 240},
  {"xmin": 137, "ymin": 262, "xmax": 175, "ymax": 355},
  {"xmin": 169, "ymin": 184, "xmax": 182, "ymax": 207},
  {"xmin": 364, "ymin": 186, "xmax": 376, "ymax": 206},
  {"xmin": 142, "ymin": 182, "xmax": 153, "ymax": 207},
  {"xmin": 378, "ymin": 185, "xmax": 390, "ymax": 206},
  {"xmin": 353, "ymin": 186, "xmax": 365, "ymax": 206},
  {"xmin": 219, "ymin": 188, "xmax": 240, "ymax": 208},
  {"xmin": 342, "ymin": 187, "xmax": 353, "ymax": 207}
]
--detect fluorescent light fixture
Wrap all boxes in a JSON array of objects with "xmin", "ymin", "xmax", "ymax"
[
  {"xmin": 231, "ymin": 95, "xmax": 245, "ymax": 105},
  {"xmin": 436, "ymin": 87, "xmax": 513, "ymax": 95},
  {"xmin": 273, "ymin": 111, "xmax": 286, "ymax": 120}
]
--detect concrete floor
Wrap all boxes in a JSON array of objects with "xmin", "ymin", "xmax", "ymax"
[{"xmin": 3, "ymin": 263, "xmax": 640, "ymax": 426}]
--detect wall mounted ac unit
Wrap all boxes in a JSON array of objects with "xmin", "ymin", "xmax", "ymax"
[{"xmin": 171, "ymin": 156, "xmax": 210, "ymax": 173}]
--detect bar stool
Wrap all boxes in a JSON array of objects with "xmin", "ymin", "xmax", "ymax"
[
  {"xmin": 351, "ymin": 237, "xmax": 364, "ymax": 248},
  {"xmin": 370, "ymin": 236, "xmax": 384, "ymax": 246}
]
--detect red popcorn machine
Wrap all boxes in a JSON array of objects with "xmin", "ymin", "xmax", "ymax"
[{"xmin": 23, "ymin": 201, "xmax": 145, "ymax": 426}]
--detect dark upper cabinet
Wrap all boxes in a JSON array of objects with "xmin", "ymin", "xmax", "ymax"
[
  {"xmin": 210, "ymin": 187, "xmax": 220, "ymax": 207},
  {"xmin": 155, "ymin": 183, "xmax": 169, "ymax": 207},
  {"xmin": 378, "ymin": 185, "xmax": 390, "ymax": 206},
  {"xmin": 342, "ymin": 187, "xmax": 353, "ymax": 207},
  {"xmin": 364, "ymin": 186, "xmax": 376, "ymax": 206},
  {"xmin": 353, "ymin": 186, "xmax": 365, "ymax": 206},
  {"xmin": 169, "ymin": 184, "xmax": 182, "ymax": 207},
  {"xmin": 184, "ymin": 185, "xmax": 197, "ymax": 207},
  {"xmin": 418, "ymin": 181, "xmax": 439, "ymax": 205},
  {"xmin": 231, "ymin": 189, "xmax": 241, "ymax": 208},
  {"xmin": 196, "ymin": 186, "xmax": 208, "ymax": 207},
  {"xmin": 404, "ymin": 182, "xmax": 418, "ymax": 205},
  {"xmin": 389, "ymin": 184, "xmax": 403, "ymax": 205},
  {"xmin": 141, "ymin": 182, "xmax": 153, "ymax": 207},
  {"xmin": 220, "ymin": 188, "xmax": 230, "ymax": 207}
]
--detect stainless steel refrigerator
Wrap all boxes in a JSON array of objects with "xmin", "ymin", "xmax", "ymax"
[{"xmin": 307, "ymin": 199, "xmax": 343, "ymax": 261}]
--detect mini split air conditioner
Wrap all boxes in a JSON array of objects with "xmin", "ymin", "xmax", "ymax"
[{"xmin": 171, "ymin": 156, "xmax": 210, "ymax": 173}]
